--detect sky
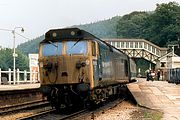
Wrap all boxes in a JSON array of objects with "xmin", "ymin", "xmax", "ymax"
[{"xmin": 0, "ymin": 0, "xmax": 179, "ymax": 48}]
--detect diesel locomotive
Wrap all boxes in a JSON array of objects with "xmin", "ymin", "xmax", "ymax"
[{"xmin": 38, "ymin": 28, "xmax": 136, "ymax": 110}]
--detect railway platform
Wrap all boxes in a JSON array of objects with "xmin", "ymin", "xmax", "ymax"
[
  {"xmin": 0, "ymin": 83, "xmax": 42, "ymax": 109},
  {"xmin": 127, "ymin": 78, "xmax": 180, "ymax": 120},
  {"xmin": 0, "ymin": 83, "xmax": 40, "ymax": 91}
]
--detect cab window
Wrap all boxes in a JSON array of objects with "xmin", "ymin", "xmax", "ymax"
[
  {"xmin": 92, "ymin": 41, "xmax": 96, "ymax": 56},
  {"xmin": 66, "ymin": 41, "xmax": 87, "ymax": 54},
  {"xmin": 42, "ymin": 42, "xmax": 62, "ymax": 56}
]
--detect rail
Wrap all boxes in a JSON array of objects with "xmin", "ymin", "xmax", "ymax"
[{"xmin": 0, "ymin": 68, "xmax": 39, "ymax": 85}]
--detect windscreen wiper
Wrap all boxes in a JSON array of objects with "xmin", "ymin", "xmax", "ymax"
[
  {"xmin": 47, "ymin": 41, "xmax": 58, "ymax": 48},
  {"xmin": 71, "ymin": 39, "xmax": 82, "ymax": 48}
]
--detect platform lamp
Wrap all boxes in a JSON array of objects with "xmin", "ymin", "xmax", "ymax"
[{"xmin": 12, "ymin": 27, "xmax": 24, "ymax": 84}]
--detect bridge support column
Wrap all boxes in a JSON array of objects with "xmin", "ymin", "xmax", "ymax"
[{"xmin": 137, "ymin": 68, "xmax": 141, "ymax": 77}]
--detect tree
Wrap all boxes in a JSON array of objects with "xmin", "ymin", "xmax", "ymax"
[
  {"xmin": 17, "ymin": 35, "xmax": 44, "ymax": 55},
  {"xmin": 116, "ymin": 11, "xmax": 150, "ymax": 38},
  {"xmin": 144, "ymin": 2, "xmax": 180, "ymax": 47},
  {"xmin": 0, "ymin": 48, "xmax": 29, "ymax": 71}
]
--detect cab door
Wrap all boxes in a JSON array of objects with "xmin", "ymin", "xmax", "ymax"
[{"xmin": 91, "ymin": 41, "xmax": 101, "ymax": 87}]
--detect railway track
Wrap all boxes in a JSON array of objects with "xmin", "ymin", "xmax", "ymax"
[
  {"xmin": 75, "ymin": 98, "xmax": 126, "ymax": 120},
  {"xmin": 18, "ymin": 109, "xmax": 88, "ymax": 120},
  {"xmin": 16, "ymin": 98, "xmax": 126, "ymax": 120},
  {"xmin": 0, "ymin": 100, "xmax": 50, "ymax": 115},
  {"xmin": 17, "ymin": 108, "xmax": 56, "ymax": 120}
]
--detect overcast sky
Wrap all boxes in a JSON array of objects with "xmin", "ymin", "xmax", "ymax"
[{"xmin": 0, "ymin": 0, "xmax": 179, "ymax": 48}]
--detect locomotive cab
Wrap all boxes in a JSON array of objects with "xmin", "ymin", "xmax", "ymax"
[{"xmin": 39, "ymin": 28, "xmax": 100, "ymax": 109}]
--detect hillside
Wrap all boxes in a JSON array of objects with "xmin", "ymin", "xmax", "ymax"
[
  {"xmin": 17, "ymin": 35, "xmax": 44, "ymax": 55},
  {"xmin": 17, "ymin": 16, "xmax": 120, "ymax": 55},
  {"xmin": 73, "ymin": 16, "xmax": 120, "ymax": 38},
  {"xmin": 17, "ymin": 2, "xmax": 180, "ymax": 55}
]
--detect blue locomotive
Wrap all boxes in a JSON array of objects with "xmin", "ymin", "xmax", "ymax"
[{"xmin": 38, "ymin": 28, "xmax": 136, "ymax": 110}]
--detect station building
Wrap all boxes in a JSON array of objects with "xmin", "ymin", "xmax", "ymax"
[{"xmin": 156, "ymin": 51, "xmax": 180, "ymax": 69}]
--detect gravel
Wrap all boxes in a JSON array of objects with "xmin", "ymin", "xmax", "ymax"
[
  {"xmin": 71, "ymin": 100, "xmax": 162, "ymax": 120},
  {"xmin": 2, "ymin": 100, "xmax": 162, "ymax": 120}
]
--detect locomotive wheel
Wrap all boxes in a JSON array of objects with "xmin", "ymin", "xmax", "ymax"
[{"xmin": 50, "ymin": 88, "xmax": 61, "ymax": 111}]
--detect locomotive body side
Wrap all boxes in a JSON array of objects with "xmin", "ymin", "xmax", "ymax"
[
  {"xmin": 93, "ymin": 41, "xmax": 130, "ymax": 88},
  {"xmin": 130, "ymin": 59, "xmax": 137, "ymax": 81}
]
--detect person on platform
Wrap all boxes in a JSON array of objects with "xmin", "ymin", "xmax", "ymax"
[
  {"xmin": 157, "ymin": 70, "xmax": 160, "ymax": 81},
  {"xmin": 146, "ymin": 70, "xmax": 150, "ymax": 81},
  {"xmin": 151, "ymin": 70, "xmax": 156, "ymax": 81}
]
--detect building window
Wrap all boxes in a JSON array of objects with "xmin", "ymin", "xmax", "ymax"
[
  {"xmin": 161, "ymin": 62, "xmax": 166, "ymax": 67},
  {"xmin": 121, "ymin": 42, "xmax": 124, "ymax": 48},
  {"xmin": 156, "ymin": 50, "xmax": 160, "ymax": 56},
  {"xmin": 92, "ymin": 41, "xmax": 96, "ymax": 56},
  {"xmin": 148, "ymin": 44, "xmax": 151, "ymax": 51},
  {"xmin": 135, "ymin": 42, "xmax": 138, "ymax": 48},
  {"xmin": 117, "ymin": 42, "xmax": 120, "ymax": 48},
  {"xmin": 112, "ymin": 42, "xmax": 115, "ymax": 46},
  {"xmin": 109, "ymin": 42, "xmax": 112, "ymax": 45},
  {"xmin": 126, "ymin": 42, "xmax": 129, "ymax": 48},
  {"xmin": 152, "ymin": 47, "xmax": 155, "ymax": 53},
  {"xmin": 144, "ymin": 43, "xmax": 147, "ymax": 49},
  {"xmin": 130, "ymin": 42, "xmax": 133, "ymax": 48},
  {"xmin": 139, "ymin": 42, "xmax": 143, "ymax": 48}
]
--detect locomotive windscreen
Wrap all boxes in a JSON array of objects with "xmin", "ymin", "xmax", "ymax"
[
  {"xmin": 41, "ymin": 40, "xmax": 87, "ymax": 56},
  {"xmin": 42, "ymin": 42, "xmax": 62, "ymax": 56},
  {"xmin": 66, "ymin": 41, "xmax": 87, "ymax": 54}
]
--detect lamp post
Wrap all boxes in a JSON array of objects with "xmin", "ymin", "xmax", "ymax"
[
  {"xmin": 12, "ymin": 27, "xmax": 24, "ymax": 84},
  {"xmin": 168, "ymin": 44, "xmax": 179, "ymax": 68}
]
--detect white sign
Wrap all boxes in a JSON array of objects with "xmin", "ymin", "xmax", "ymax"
[{"xmin": 29, "ymin": 54, "xmax": 39, "ymax": 81}]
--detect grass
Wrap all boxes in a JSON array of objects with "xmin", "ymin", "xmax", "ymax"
[
  {"xmin": 131, "ymin": 107, "xmax": 163, "ymax": 120},
  {"xmin": 144, "ymin": 111, "xmax": 162, "ymax": 120}
]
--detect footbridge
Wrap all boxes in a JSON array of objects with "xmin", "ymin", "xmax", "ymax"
[{"xmin": 104, "ymin": 39, "xmax": 169, "ymax": 64}]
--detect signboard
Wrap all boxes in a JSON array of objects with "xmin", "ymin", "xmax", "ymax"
[{"xmin": 29, "ymin": 54, "xmax": 39, "ymax": 81}]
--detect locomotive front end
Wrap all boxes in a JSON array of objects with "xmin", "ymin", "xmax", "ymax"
[
  {"xmin": 38, "ymin": 28, "xmax": 93, "ymax": 110},
  {"xmin": 39, "ymin": 41, "xmax": 90, "ymax": 85}
]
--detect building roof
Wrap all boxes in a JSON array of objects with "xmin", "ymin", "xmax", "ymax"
[{"xmin": 159, "ymin": 51, "xmax": 179, "ymax": 61}]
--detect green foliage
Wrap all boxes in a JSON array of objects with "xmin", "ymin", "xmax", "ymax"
[
  {"xmin": 18, "ymin": 2, "xmax": 180, "ymax": 54},
  {"xmin": 0, "ymin": 48, "xmax": 29, "ymax": 70},
  {"xmin": 16, "ymin": 1, "xmax": 180, "ymax": 69},
  {"xmin": 144, "ymin": 111, "xmax": 162, "ymax": 120},
  {"xmin": 145, "ymin": 2, "xmax": 180, "ymax": 46},
  {"xmin": 135, "ymin": 59, "xmax": 156, "ymax": 76},
  {"xmin": 116, "ymin": 2, "xmax": 180, "ymax": 47},
  {"xmin": 16, "ymin": 50, "xmax": 29, "ymax": 70},
  {"xmin": 74, "ymin": 16, "xmax": 120, "ymax": 38},
  {"xmin": 13, "ymin": 1, "xmax": 180, "ymax": 76},
  {"xmin": 117, "ymin": 11, "xmax": 149, "ymax": 38}
]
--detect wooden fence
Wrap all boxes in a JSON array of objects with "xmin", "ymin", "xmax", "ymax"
[{"xmin": 0, "ymin": 68, "xmax": 39, "ymax": 85}]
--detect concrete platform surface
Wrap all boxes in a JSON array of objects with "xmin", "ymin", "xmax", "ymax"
[
  {"xmin": 128, "ymin": 78, "xmax": 180, "ymax": 120},
  {"xmin": 0, "ymin": 83, "xmax": 40, "ymax": 91}
]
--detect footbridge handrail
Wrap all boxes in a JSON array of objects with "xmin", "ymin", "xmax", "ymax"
[{"xmin": 104, "ymin": 39, "xmax": 169, "ymax": 63}]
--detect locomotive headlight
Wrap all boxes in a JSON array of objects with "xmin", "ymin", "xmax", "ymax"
[
  {"xmin": 71, "ymin": 31, "xmax": 75, "ymax": 36},
  {"xmin": 86, "ymin": 59, "xmax": 90, "ymax": 65},
  {"xmin": 52, "ymin": 32, "xmax": 57, "ymax": 37},
  {"xmin": 40, "ymin": 62, "xmax": 43, "ymax": 68}
]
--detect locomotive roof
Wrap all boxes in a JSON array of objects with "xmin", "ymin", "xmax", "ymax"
[
  {"xmin": 41, "ymin": 28, "xmax": 99, "ymax": 43},
  {"xmin": 41, "ymin": 28, "xmax": 129, "ymax": 58}
]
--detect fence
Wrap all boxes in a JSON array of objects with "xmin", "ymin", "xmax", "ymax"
[
  {"xmin": 0, "ymin": 68, "xmax": 39, "ymax": 85},
  {"xmin": 167, "ymin": 68, "xmax": 180, "ymax": 84}
]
